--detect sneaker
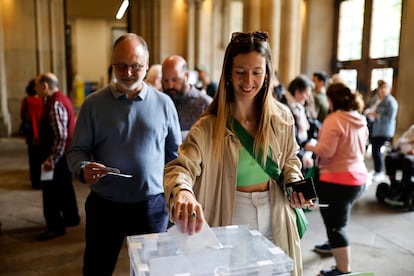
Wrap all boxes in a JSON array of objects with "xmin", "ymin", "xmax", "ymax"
[
  {"xmin": 314, "ymin": 241, "xmax": 332, "ymax": 254},
  {"xmin": 372, "ymin": 171, "xmax": 385, "ymax": 182},
  {"xmin": 319, "ymin": 266, "xmax": 351, "ymax": 276}
]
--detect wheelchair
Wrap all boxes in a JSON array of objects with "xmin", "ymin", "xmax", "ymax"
[
  {"xmin": 376, "ymin": 179, "xmax": 414, "ymax": 211},
  {"xmin": 376, "ymin": 149, "xmax": 414, "ymax": 211},
  {"xmin": 375, "ymin": 151, "xmax": 414, "ymax": 211}
]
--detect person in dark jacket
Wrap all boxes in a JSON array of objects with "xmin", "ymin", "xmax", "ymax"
[{"xmin": 20, "ymin": 78, "xmax": 43, "ymax": 189}]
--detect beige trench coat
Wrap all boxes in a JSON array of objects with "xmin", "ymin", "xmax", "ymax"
[{"xmin": 164, "ymin": 102, "xmax": 304, "ymax": 276}]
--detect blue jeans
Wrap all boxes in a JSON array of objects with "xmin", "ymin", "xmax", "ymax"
[{"xmin": 371, "ymin": 136, "xmax": 392, "ymax": 173}]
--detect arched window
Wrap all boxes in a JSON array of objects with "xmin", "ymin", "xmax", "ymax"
[{"xmin": 333, "ymin": 0, "xmax": 402, "ymax": 100}]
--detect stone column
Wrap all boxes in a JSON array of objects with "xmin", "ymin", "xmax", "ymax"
[
  {"xmin": 35, "ymin": 0, "xmax": 67, "ymax": 92},
  {"xmin": 0, "ymin": 1, "xmax": 11, "ymax": 136},
  {"xmin": 193, "ymin": 0, "xmax": 204, "ymax": 69},
  {"xmin": 242, "ymin": 0, "xmax": 261, "ymax": 31},
  {"xmin": 279, "ymin": 0, "xmax": 302, "ymax": 86},
  {"xmin": 50, "ymin": 0, "xmax": 67, "ymax": 93},
  {"xmin": 260, "ymin": 0, "xmax": 282, "ymax": 73},
  {"xmin": 241, "ymin": 0, "xmax": 283, "ymax": 80},
  {"xmin": 186, "ymin": 0, "xmax": 196, "ymax": 69},
  {"xmin": 301, "ymin": 0, "xmax": 334, "ymax": 77},
  {"xmin": 395, "ymin": 0, "xmax": 414, "ymax": 133},
  {"xmin": 129, "ymin": 0, "xmax": 162, "ymax": 64}
]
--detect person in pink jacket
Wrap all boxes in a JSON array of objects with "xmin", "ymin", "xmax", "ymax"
[{"xmin": 305, "ymin": 82, "xmax": 369, "ymax": 276}]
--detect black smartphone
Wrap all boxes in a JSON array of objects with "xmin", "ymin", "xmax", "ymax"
[{"xmin": 286, "ymin": 178, "xmax": 317, "ymax": 201}]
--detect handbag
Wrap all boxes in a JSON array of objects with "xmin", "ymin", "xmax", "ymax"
[
  {"xmin": 18, "ymin": 98, "xmax": 31, "ymax": 137},
  {"xmin": 232, "ymin": 119, "xmax": 309, "ymax": 238},
  {"xmin": 18, "ymin": 118, "xmax": 31, "ymax": 137},
  {"xmin": 294, "ymin": 208, "xmax": 309, "ymax": 238}
]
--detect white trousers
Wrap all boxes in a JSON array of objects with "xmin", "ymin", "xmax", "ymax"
[{"xmin": 232, "ymin": 190, "xmax": 273, "ymax": 242}]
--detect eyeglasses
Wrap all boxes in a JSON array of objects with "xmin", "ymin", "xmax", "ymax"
[
  {"xmin": 231, "ymin": 31, "xmax": 269, "ymax": 42},
  {"xmin": 112, "ymin": 63, "xmax": 146, "ymax": 72}
]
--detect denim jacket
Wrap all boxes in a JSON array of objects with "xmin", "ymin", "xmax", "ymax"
[{"xmin": 372, "ymin": 94, "xmax": 398, "ymax": 138}]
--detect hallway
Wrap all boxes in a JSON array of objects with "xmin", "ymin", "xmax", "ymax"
[{"xmin": 0, "ymin": 137, "xmax": 413, "ymax": 275}]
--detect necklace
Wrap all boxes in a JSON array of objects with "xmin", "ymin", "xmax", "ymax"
[
  {"xmin": 232, "ymin": 107, "xmax": 256, "ymax": 127},
  {"xmin": 243, "ymin": 119, "xmax": 257, "ymax": 127}
]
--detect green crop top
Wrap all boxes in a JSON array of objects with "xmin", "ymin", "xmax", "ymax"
[{"xmin": 237, "ymin": 146, "xmax": 270, "ymax": 186}]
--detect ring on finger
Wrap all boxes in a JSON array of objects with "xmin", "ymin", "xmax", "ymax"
[{"xmin": 190, "ymin": 210, "xmax": 197, "ymax": 218}]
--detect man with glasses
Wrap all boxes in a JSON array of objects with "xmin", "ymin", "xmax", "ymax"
[{"xmin": 67, "ymin": 33, "xmax": 181, "ymax": 276}]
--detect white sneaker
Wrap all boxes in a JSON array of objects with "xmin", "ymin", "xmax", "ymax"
[{"xmin": 372, "ymin": 171, "xmax": 385, "ymax": 183}]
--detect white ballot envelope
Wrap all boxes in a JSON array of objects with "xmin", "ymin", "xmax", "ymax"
[
  {"xmin": 40, "ymin": 166, "xmax": 54, "ymax": 181},
  {"xmin": 167, "ymin": 221, "xmax": 223, "ymax": 253}
]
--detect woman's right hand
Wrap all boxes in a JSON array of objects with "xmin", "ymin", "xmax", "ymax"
[
  {"xmin": 173, "ymin": 190, "xmax": 204, "ymax": 235},
  {"xmin": 289, "ymin": 191, "xmax": 315, "ymax": 210}
]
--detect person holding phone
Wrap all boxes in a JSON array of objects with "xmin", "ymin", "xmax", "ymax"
[{"xmin": 164, "ymin": 31, "xmax": 312, "ymax": 276}]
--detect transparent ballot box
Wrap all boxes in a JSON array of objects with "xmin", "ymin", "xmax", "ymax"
[{"xmin": 127, "ymin": 225, "xmax": 293, "ymax": 276}]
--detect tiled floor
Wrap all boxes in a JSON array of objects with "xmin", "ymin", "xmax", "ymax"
[{"xmin": 0, "ymin": 137, "xmax": 413, "ymax": 275}]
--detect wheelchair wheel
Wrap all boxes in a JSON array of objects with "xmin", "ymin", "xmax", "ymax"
[{"xmin": 376, "ymin": 182, "xmax": 389, "ymax": 203}]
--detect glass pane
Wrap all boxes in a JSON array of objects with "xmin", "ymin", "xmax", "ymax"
[
  {"xmin": 371, "ymin": 68, "xmax": 393, "ymax": 90},
  {"xmin": 370, "ymin": 0, "xmax": 402, "ymax": 58},
  {"xmin": 337, "ymin": 0, "xmax": 365, "ymax": 61},
  {"xmin": 338, "ymin": 69, "xmax": 358, "ymax": 91}
]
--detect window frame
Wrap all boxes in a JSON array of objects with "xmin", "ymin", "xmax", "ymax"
[{"xmin": 332, "ymin": 0, "xmax": 402, "ymax": 97}]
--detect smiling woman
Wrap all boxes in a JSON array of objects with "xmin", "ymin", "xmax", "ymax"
[{"xmin": 163, "ymin": 31, "xmax": 311, "ymax": 276}]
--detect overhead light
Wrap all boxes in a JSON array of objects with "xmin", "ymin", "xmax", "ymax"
[{"xmin": 116, "ymin": 0, "xmax": 129, "ymax": 20}]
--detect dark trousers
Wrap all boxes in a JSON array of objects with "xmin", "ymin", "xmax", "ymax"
[
  {"xmin": 27, "ymin": 142, "xmax": 41, "ymax": 189},
  {"xmin": 42, "ymin": 155, "xmax": 80, "ymax": 232},
  {"xmin": 83, "ymin": 192, "xmax": 168, "ymax": 276},
  {"xmin": 385, "ymin": 152, "xmax": 414, "ymax": 188},
  {"xmin": 371, "ymin": 136, "xmax": 392, "ymax": 173},
  {"xmin": 317, "ymin": 181, "xmax": 365, "ymax": 248}
]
